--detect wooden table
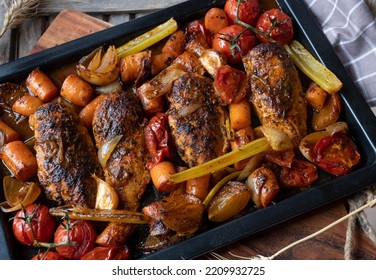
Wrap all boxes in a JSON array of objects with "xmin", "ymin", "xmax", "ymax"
[{"xmin": 0, "ymin": 0, "xmax": 376, "ymax": 260}]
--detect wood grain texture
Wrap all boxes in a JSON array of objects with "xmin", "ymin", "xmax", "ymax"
[
  {"xmin": 36, "ymin": 0, "xmax": 188, "ymax": 14},
  {"xmin": 29, "ymin": 9, "xmax": 112, "ymax": 54}
]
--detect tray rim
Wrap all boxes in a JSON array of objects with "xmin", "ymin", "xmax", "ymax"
[{"xmin": 1, "ymin": 0, "xmax": 376, "ymax": 260}]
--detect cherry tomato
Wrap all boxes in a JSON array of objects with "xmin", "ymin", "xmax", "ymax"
[
  {"xmin": 145, "ymin": 113, "xmax": 175, "ymax": 170},
  {"xmin": 186, "ymin": 20, "xmax": 212, "ymax": 46},
  {"xmin": 224, "ymin": 0, "xmax": 261, "ymax": 26},
  {"xmin": 54, "ymin": 220, "xmax": 97, "ymax": 260},
  {"xmin": 80, "ymin": 245, "xmax": 131, "ymax": 260},
  {"xmin": 12, "ymin": 203, "xmax": 57, "ymax": 246},
  {"xmin": 255, "ymin": 8, "xmax": 294, "ymax": 45},
  {"xmin": 214, "ymin": 65, "xmax": 250, "ymax": 104},
  {"xmin": 312, "ymin": 133, "xmax": 361, "ymax": 176},
  {"xmin": 212, "ymin": 24, "xmax": 256, "ymax": 65},
  {"xmin": 32, "ymin": 251, "xmax": 65, "ymax": 260},
  {"xmin": 262, "ymin": 149, "xmax": 295, "ymax": 168},
  {"xmin": 279, "ymin": 159, "xmax": 318, "ymax": 187}
]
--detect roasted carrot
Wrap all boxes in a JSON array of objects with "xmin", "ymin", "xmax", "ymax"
[
  {"xmin": 204, "ymin": 7, "xmax": 229, "ymax": 35},
  {"xmin": 79, "ymin": 94, "xmax": 107, "ymax": 128},
  {"xmin": 0, "ymin": 140, "xmax": 38, "ymax": 181},
  {"xmin": 229, "ymin": 98, "xmax": 251, "ymax": 130},
  {"xmin": 0, "ymin": 120, "xmax": 21, "ymax": 144},
  {"xmin": 12, "ymin": 95, "xmax": 44, "ymax": 117},
  {"xmin": 161, "ymin": 30, "xmax": 187, "ymax": 58},
  {"xmin": 186, "ymin": 174, "xmax": 211, "ymax": 201},
  {"xmin": 61, "ymin": 74, "xmax": 94, "ymax": 107},
  {"xmin": 305, "ymin": 82, "xmax": 328, "ymax": 110},
  {"xmin": 230, "ymin": 126, "xmax": 256, "ymax": 170},
  {"xmin": 150, "ymin": 161, "xmax": 177, "ymax": 193},
  {"xmin": 26, "ymin": 68, "xmax": 59, "ymax": 102},
  {"xmin": 151, "ymin": 52, "xmax": 174, "ymax": 75},
  {"xmin": 119, "ymin": 50, "xmax": 151, "ymax": 85}
]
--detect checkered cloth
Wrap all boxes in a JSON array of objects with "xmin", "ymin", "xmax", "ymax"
[{"xmin": 303, "ymin": 0, "xmax": 376, "ymax": 108}]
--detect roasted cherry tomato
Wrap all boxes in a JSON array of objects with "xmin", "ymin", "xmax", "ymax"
[
  {"xmin": 32, "ymin": 251, "xmax": 65, "ymax": 260},
  {"xmin": 54, "ymin": 220, "xmax": 97, "ymax": 260},
  {"xmin": 255, "ymin": 8, "xmax": 294, "ymax": 45},
  {"xmin": 312, "ymin": 133, "xmax": 361, "ymax": 176},
  {"xmin": 80, "ymin": 245, "xmax": 131, "ymax": 260},
  {"xmin": 145, "ymin": 113, "xmax": 175, "ymax": 170},
  {"xmin": 12, "ymin": 203, "xmax": 57, "ymax": 246},
  {"xmin": 212, "ymin": 24, "xmax": 256, "ymax": 65},
  {"xmin": 186, "ymin": 20, "xmax": 212, "ymax": 46},
  {"xmin": 214, "ymin": 65, "xmax": 250, "ymax": 104},
  {"xmin": 262, "ymin": 148, "xmax": 295, "ymax": 168},
  {"xmin": 224, "ymin": 0, "xmax": 261, "ymax": 26},
  {"xmin": 279, "ymin": 159, "xmax": 318, "ymax": 187}
]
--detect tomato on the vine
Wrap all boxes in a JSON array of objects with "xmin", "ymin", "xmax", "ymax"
[
  {"xmin": 212, "ymin": 24, "xmax": 256, "ymax": 65},
  {"xmin": 214, "ymin": 65, "xmax": 250, "ymax": 104},
  {"xmin": 80, "ymin": 245, "xmax": 131, "ymax": 260},
  {"xmin": 224, "ymin": 0, "xmax": 261, "ymax": 26},
  {"xmin": 12, "ymin": 203, "xmax": 57, "ymax": 246},
  {"xmin": 279, "ymin": 159, "xmax": 318, "ymax": 187},
  {"xmin": 54, "ymin": 220, "xmax": 97, "ymax": 260},
  {"xmin": 312, "ymin": 133, "xmax": 361, "ymax": 176},
  {"xmin": 255, "ymin": 8, "xmax": 294, "ymax": 45}
]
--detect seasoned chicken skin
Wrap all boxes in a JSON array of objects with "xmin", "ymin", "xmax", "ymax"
[
  {"xmin": 31, "ymin": 101, "xmax": 102, "ymax": 208},
  {"xmin": 167, "ymin": 73, "xmax": 229, "ymax": 168},
  {"xmin": 92, "ymin": 90, "xmax": 150, "ymax": 211},
  {"xmin": 243, "ymin": 43, "xmax": 307, "ymax": 147},
  {"xmin": 92, "ymin": 90, "xmax": 150, "ymax": 246}
]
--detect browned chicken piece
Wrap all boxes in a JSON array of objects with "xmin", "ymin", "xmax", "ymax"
[
  {"xmin": 167, "ymin": 73, "xmax": 229, "ymax": 168},
  {"xmin": 92, "ymin": 90, "xmax": 150, "ymax": 211},
  {"xmin": 243, "ymin": 43, "xmax": 307, "ymax": 148},
  {"xmin": 92, "ymin": 90, "xmax": 150, "ymax": 246},
  {"xmin": 136, "ymin": 51, "xmax": 206, "ymax": 100},
  {"xmin": 30, "ymin": 101, "xmax": 102, "ymax": 208}
]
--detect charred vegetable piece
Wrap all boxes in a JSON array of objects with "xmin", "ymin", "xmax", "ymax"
[{"xmin": 207, "ymin": 181, "xmax": 252, "ymax": 222}]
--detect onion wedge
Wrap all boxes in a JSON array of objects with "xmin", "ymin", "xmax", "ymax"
[
  {"xmin": 203, "ymin": 171, "xmax": 241, "ymax": 209},
  {"xmin": 284, "ymin": 40, "xmax": 343, "ymax": 94},
  {"xmin": 116, "ymin": 18, "xmax": 178, "ymax": 59},
  {"xmin": 49, "ymin": 206, "xmax": 150, "ymax": 224},
  {"xmin": 0, "ymin": 176, "xmax": 41, "ymax": 212},
  {"xmin": 98, "ymin": 134, "xmax": 123, "ymax": 168},
  {"xmin": 169, "ymin": 137, "xmax": 270, "ymax": 184}
]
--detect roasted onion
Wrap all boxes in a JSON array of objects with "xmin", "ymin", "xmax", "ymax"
[
  {"xmin": 98, "ymin": 134, "xmax": 123, "ymax": 168},
  {"xmin": 0, "ymin": 176, "xmax": 41, "ymax": 212},
  {"xmin": 77, "ymin": 45, "xmax": 120, "ymax": 86}
]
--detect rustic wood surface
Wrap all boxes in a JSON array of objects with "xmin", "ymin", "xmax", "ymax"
[{"xmin": 0, "ymin": 0, "xmax": 375, "ymax": 260}]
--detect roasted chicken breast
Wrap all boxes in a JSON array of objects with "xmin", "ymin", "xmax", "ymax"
[
  {"xmin": 92, "ymin": 90, "xmax": 150, "ymax": 211},
  {"xmin": 30, "ymin": 101, "xmax": 102, "ymax": 208},
  {"xmin": 243, "ymin": 43, "xmax": 307, "ymax": 147},
  {"xmin": 92, "ymin": 90, "xmax": 150, "ymax": 246},
  {"xmin": 167, "ymin": 73, "xmax": 229, "ymax": 168}
]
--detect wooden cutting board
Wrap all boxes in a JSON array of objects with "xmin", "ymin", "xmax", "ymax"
[
  {"xmin": 29, "ymin": 8, "xmax": 376, "ymax": 260},
  {"xmin": 29, "ymin": 9, "xmax": 112, "ymax": 54}
]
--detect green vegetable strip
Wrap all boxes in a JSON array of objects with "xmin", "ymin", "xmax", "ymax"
[
  {"xmin": 284, "ymin": 40, "xmax": 343, "ymax": 94},
  {"xmin": 169, "ymin": 137, "xmax": 269, "ymax": 184},
  {"xmin": 116, "ymin": 18, "xmax": 178, "ymax": 58},
  {"xmin": 49, "ymin": 206, "xmax": 150, "ymax": 224}
]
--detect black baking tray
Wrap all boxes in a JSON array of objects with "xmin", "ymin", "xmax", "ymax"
[{"xmin": 1, "ymin": 0, "xmax": 376, "ymax": 260}]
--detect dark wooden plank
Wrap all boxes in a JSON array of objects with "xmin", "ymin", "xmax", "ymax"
[
  {"xmin": 37, "ymin": 0, "xmax": 187, "ymax": 14},
  {"xmin": 29, "ymin": 9, "xmax": 112, "ymax": 54}
]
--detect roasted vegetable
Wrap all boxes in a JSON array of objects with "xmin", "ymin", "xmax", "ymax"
[
  {"xmin": 285, "ymin": 40, "xmax": 343, "ymax": 94},
  {"xmin": 207, "ymin": 181, "xmax": 252, "ymax": 222}
]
